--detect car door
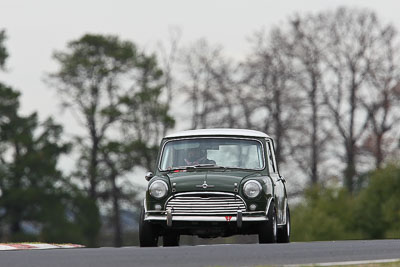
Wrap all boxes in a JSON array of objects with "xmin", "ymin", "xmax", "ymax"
[{"xmin": 265, "ymin": 139, "xmax": 285, "ymax": 225}]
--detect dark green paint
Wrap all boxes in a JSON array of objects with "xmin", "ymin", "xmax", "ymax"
[{"xmin": 145, "ymin": 134, "xmax": 288, "ymax": 226}]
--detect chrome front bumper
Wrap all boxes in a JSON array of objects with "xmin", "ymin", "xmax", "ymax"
[
  {"xmin": 144, "ymin": 210, "xmax": 268, "ymax": 227},
  {"xmin": 143, "ymin": 193, "xmax": 272, "ymax": 228}
]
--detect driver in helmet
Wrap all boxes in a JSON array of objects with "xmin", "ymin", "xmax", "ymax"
[{"xmin": 184, "ymin": 147, "xmax": 216, "ymax": 166}]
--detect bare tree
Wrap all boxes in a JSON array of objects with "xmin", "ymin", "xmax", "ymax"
[
  {"xmin": 244, "ymin": 28, "xmax": 299, "ymax": 165},
  {"xmin": 157, "ymin": 27, "xmax": 182, "ymax": 135},
  {"xmin": 318, "ymin": 8, "xmax": 393, "ymax": 192},
  {"xmin": 281, "ymin": 15, "xmax": 332, "ymax": 185},
  {"xmin": 170, "ymin": 7, "xmax": 400, "ymax": 193},
  {"xmin": 179, "ymin": 39, "xmax": 238, "ymax": 129},
  {"xmin": 360, "ymin": 25, "xmax": 400, "ymax": 168}
]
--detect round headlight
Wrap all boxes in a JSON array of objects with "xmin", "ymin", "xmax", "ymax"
[
  {"xmin": 243, "ymin": 180, "xmax": 262, "ymax": 198},
  {"xmin": 149, "ymin": 180, "xmax": 168, "ymax": 199}
]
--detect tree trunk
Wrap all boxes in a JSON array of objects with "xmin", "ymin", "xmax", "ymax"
[
  {"xmin": 345, "ymin": 69, "xmax": 357, "ymax": 193},
  {"xmin": 375, "ymin": 134, "xmax": 383, "ymax": 169},
  {"xmin": 273, "ymin": 79, "xmax": 283, "ymax": 165},
  {"xmin": 344, "ymin": 141, "xmax": 356, "ymax": 193},
  {"xmin": 89, "ymin": 132, "xmax": 99, "ymax": 200},
  {"xmin": 111, "ymin": 173, "xmax": 123, "ymax": 247},
  {"xmin": 310, "ymin": 84, "xmax": 319, "ymax": 185},
  {"xmin": 10, "ymin": 142, "xmax": 23, "ymax": 238},
  {"xmin": 88, "ymin": 125, "xmax": 100, "ymax": 247}
]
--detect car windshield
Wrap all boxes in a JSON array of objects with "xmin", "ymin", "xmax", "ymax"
[{"xmin": 160, "ymin": 138, "xmax": 264, "ymax": 171}]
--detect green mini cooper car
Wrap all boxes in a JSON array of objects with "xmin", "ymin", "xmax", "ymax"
[{"xmin": 139, "ymin": 129, "xmax": 290, "ymax": 247}]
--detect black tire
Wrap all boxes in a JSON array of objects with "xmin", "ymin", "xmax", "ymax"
[
  {"xmin": 139, "ymin": 206, "xmax": 159, "ymax": 247},
  {"xmin": 277, "ymin": 205, "xmax": 290, "ymax": 243},
  {"xmin": 163, "ymin": 232, "xmax": 180, "ymax": 247},
  {"xmin": 258, "ymin": 201, "xmax": 277, "ymax": 244}
]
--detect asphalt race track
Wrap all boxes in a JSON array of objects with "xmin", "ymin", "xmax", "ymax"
[{"xmin": 1, "ymin": 240, "xmax": 399, "ymax": 267}]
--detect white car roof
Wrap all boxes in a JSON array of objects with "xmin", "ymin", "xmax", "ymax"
[{"xmin": 165, "ymin": 128, "xmax": 271, "ymax": 139}]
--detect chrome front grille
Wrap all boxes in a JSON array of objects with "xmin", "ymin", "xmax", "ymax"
[{"xmin": 166, "ymin": 192, "xmax": 246, "ymax": 215}]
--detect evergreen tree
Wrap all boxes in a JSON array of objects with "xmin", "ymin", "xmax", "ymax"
[
  {"xmin": 0, "ymin": 30, "xmax": 8, "ymax": 69},
  {"xmin": 0, "ymin": 84, "xmax": 95, "ymax": 243},
  {"xmin": 49, "ymin": 34, "xmax": 174, "ymax": 246}
]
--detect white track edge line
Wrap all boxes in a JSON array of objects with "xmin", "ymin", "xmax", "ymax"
[{"xmin": 284, "ymin": 258, "xmax": 400, "ymax": 267}]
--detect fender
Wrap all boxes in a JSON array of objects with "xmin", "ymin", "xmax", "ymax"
[
  {"xmin": 277, "ymin": 198, "xmax": 288, "ymax": 226},
  {"xmin": 265, "ymin": 198, "xmax": 274, "ymax": 217},
  {"xmin": 143, "ymin": 198, "xmax": 147, "ymax": 213}
]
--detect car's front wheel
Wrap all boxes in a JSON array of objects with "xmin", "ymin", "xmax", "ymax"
[
  {"xmin": 139, "ymin": 206, "xmax": 159, "ymax": 247},
  {"xmin": 277, "ymin": 204, "xmax": 290, "ymax": 243},
  {"xmin": 258, "ymin": 201, "xmax": 277, "ymax": 243}
]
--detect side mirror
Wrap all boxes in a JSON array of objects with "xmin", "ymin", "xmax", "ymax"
[{"xmin": 145, "ymin": 172, "xmax": 154, "ymax": 181}]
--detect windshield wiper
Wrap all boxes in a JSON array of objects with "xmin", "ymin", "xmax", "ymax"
[
  {"xmin": 166, "ymin": 164, "xmax": 226, "ymax": 172},
  {"xmin": 192, "ymin": 164, "xmax": 217, "ymax": 168},
  {"xmin": 190, "ymin": 164, "xmax": 226, "ymax": 169},
  {"xmin": 221, "ymin": 166, "xmax": 257, "ymax": 171}
]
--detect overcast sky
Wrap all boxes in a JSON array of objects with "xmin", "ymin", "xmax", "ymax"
[
  {"xmin": 1, "ymin": 0, "xmax": 399, "ymax": 125},
  {"xmin": 1, "ymin": 0, "xmax": 399, "ymax": 179}
]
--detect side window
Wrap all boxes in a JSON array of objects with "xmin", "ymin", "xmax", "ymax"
[{"xmin": 266, "ymin": 140, "xmax": 277, "ymax": 174}]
